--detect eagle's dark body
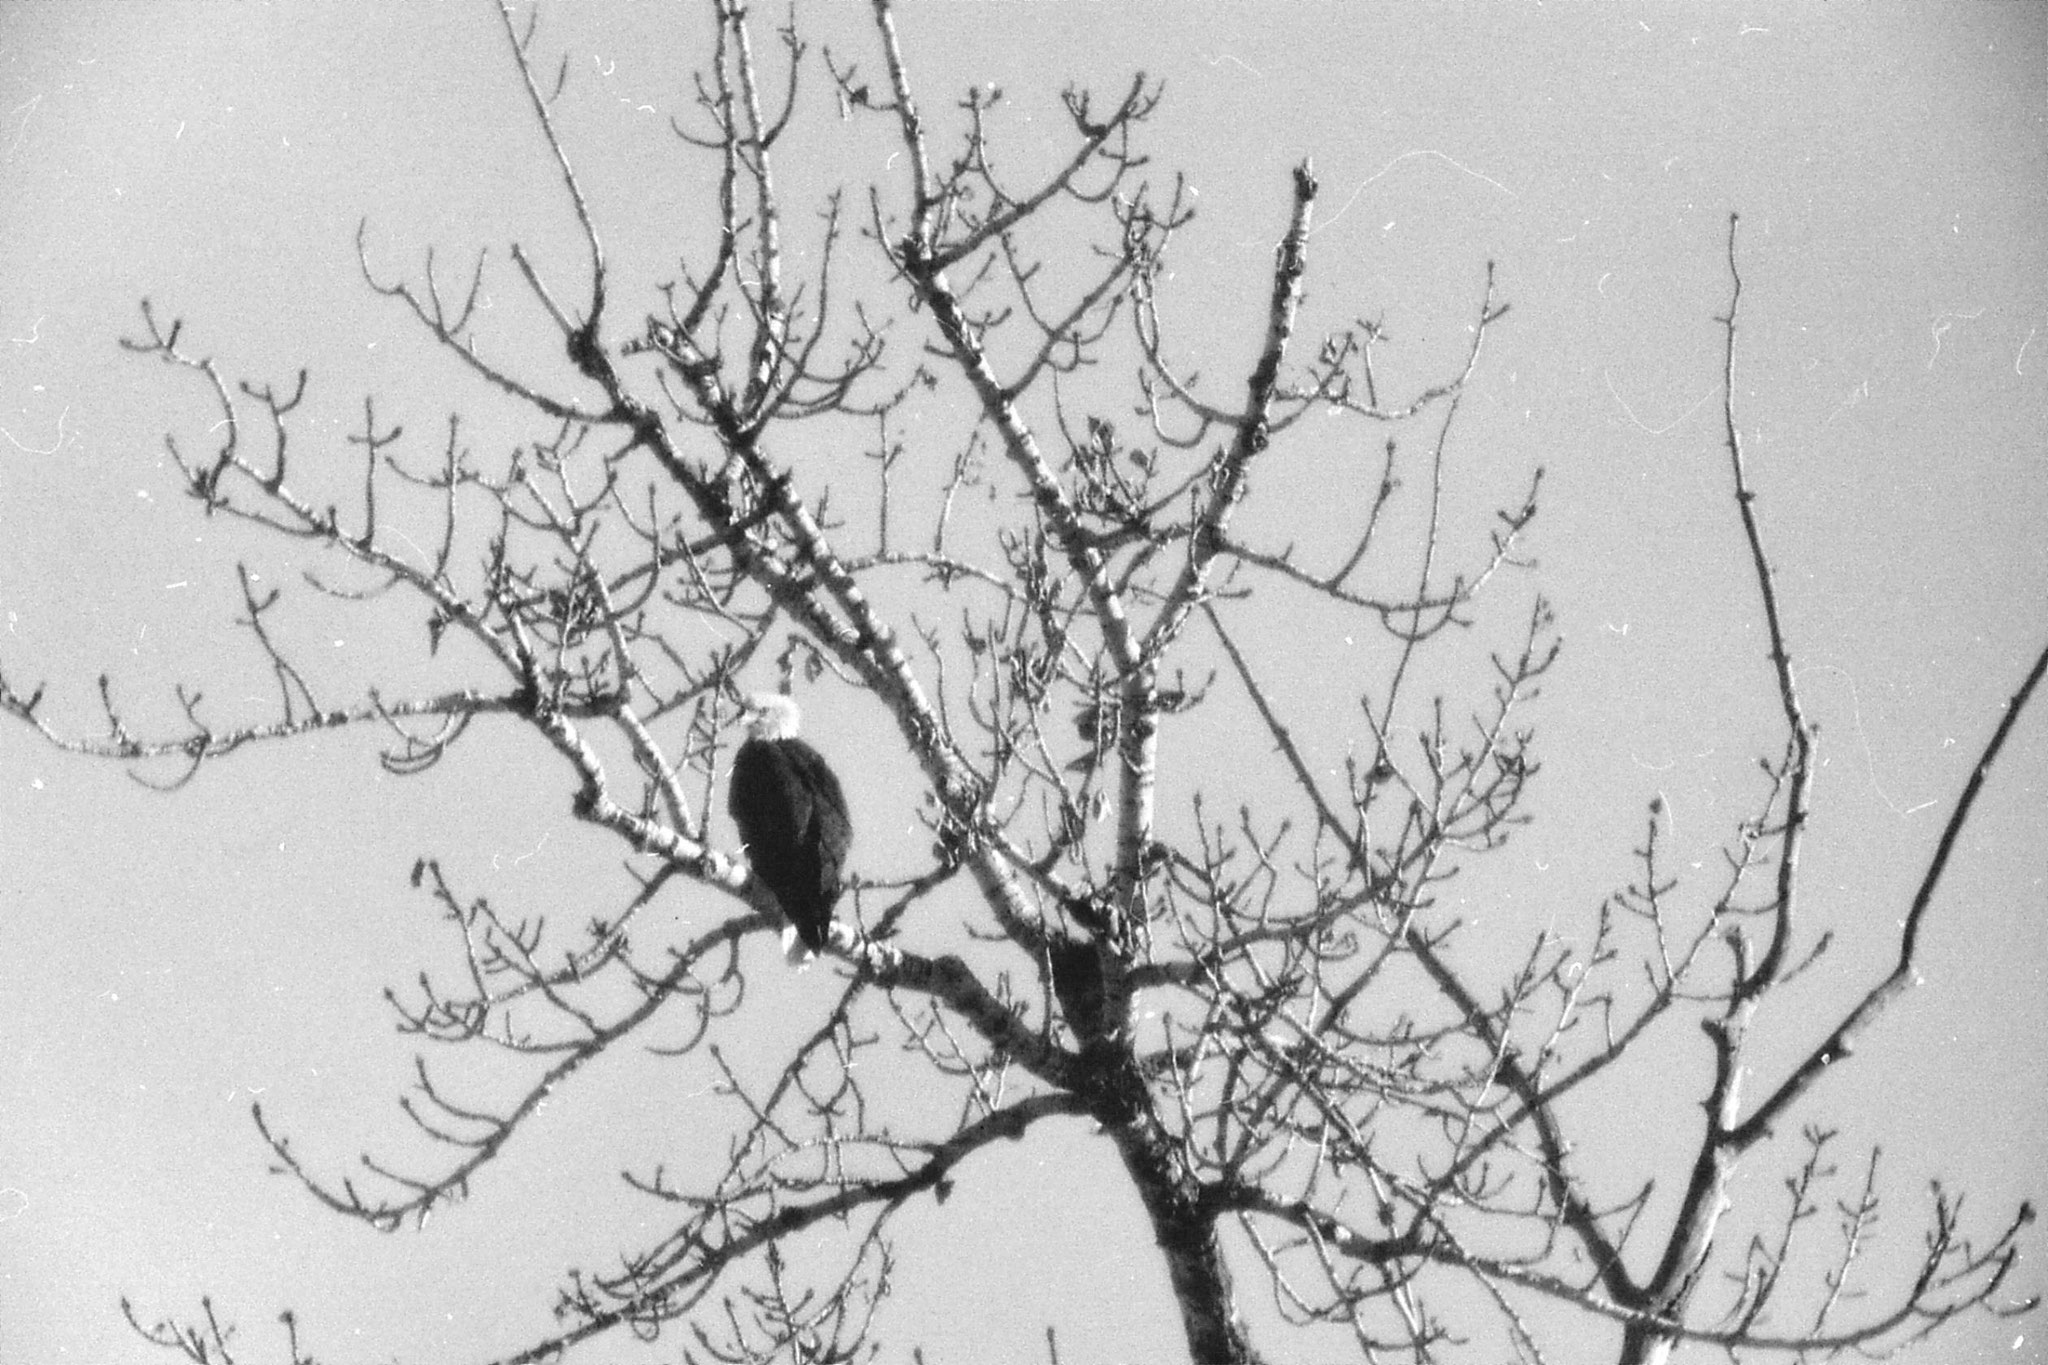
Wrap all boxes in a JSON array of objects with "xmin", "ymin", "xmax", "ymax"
[{"xmin": 728, "ymin": 695, "xmax": 852, "ymax": 954}]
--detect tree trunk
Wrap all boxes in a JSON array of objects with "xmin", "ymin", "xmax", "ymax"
[
  {"xmin": 1617, "ymin": 1325, "xmax": 1676, "ymax": 1365},
  {"xmin": 1108, "ymin": 1123, "xmax": 1265, "ymax": 1365}
]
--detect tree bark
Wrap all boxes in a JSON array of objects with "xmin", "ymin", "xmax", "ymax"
[
  {"xmin": 1108, "ymin": 1122, "xmax": 1265, "ymax": 1365},
  {"xmin": 1616, "ymin": 1327, "xmax": 1676, "ymax": 1365}
]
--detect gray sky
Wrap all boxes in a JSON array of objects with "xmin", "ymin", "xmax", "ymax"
[{"xmin": 3, "ymin": 3, "xmax": 2044, "ymax": 1362}]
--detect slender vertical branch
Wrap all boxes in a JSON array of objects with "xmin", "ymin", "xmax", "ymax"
[
  {"xmin": 491, "ymin": 0, "xmax": 608, "ymax": 334},
  {"xmin": 1715, "ymin": 212, "xmax": 1812, "ymax": 996}
]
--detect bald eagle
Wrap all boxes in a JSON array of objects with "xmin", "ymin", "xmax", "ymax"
[{"xmin": 729, "ymin": 693, "xmax": 852, "ymax": 955}]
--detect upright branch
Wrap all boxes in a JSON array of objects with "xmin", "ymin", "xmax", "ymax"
[
  {"xmin": 1609, "ymin": 211, "xmax": 2042, "ymax": 1365},
  {"xmin": 492, "ymin": 0, "xmax": 611, "ymax": 369}
]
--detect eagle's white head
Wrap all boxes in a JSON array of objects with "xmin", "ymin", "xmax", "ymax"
[{"xmin": 740, "ymin": 692, "xmax": 803, "ymax": 741}]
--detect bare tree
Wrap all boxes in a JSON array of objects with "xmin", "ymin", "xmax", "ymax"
[{"xmin": 5, "ymin": 2, "xmax": 2040, "ymax": 1362}]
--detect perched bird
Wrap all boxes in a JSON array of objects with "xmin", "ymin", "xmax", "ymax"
[{"xmin": 728, "ymin": 693, "xmax": 853, "ymax": 956}]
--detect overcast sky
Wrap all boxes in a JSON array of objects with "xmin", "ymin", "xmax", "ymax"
[{"xmin": 3, "ymin": 3, "xmax": 2044, "ymax": 1363}]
